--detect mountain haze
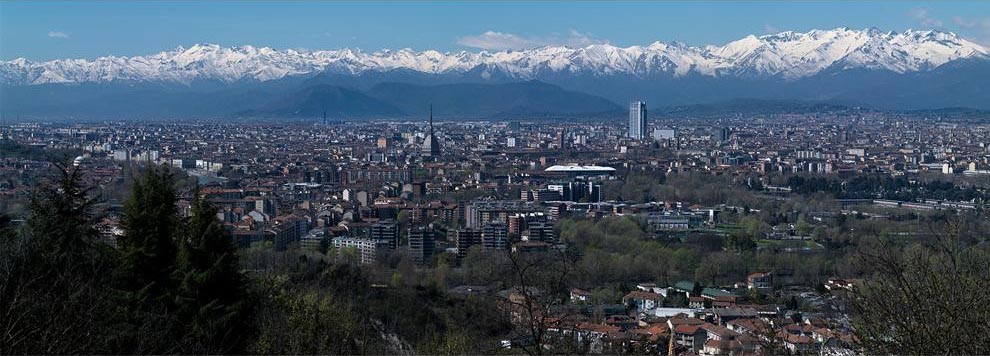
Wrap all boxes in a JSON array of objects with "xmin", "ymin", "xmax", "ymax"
[
  {"xmin": 242, "ymin": 84, "xmax": 403, "ymax": 118},
  {"xmin": 366, "ymin": 81, "xmax": 621, "ymax": 117}
]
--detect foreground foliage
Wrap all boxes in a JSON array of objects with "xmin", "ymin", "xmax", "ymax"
[
  {"xmin": 0, "ymin": 166, "xmax": 509, "ymax": 354},
  {"xmin": 3, "ymin": 165, "xmax": 990, "ymax": 354},
  {"xmin": 852, "ymin": 229, "xmax": 990, "ymax": 354}
]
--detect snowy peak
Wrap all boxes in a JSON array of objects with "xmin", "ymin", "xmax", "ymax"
[{"xmin": 2, "ymin": 28, "xmax": 988, "ymax": 85}]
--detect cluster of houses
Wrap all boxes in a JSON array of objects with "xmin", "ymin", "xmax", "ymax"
[{"xmin": 500, "ymin": 273, "xmax": 857, "ymax": 355}]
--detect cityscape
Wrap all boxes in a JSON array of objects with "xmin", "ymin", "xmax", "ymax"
[{"xmin": 2, "ymin": 1, "xmax": 990, "ymax": 355}]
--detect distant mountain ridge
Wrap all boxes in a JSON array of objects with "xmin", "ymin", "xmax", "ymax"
[
  {"xmin": 3, "ymin": 27, "xmax": 990, "ymax": 118},
  {"xmin": 3, "ymin": 28, "xmax": 986, "ymax": 85}
]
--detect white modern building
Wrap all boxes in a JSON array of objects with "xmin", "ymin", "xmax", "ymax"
[
  {"xmin": 653, "ymin": 128, "xmax": 675, "ymax": 140},
  {"xmin": 629, "ymin": 101, "xmax": 647, "ymax": 140}
]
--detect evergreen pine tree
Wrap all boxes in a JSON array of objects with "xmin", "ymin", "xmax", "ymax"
[
  {"xmin": 174, "ymin": 195, "xmax": 253, "ymax": 353},
  {"xmin": 1, "ymin": 165, "xmax": 117, "ymax": 353},
  {"xmin": 25, "ymin": 165, "xmax": 103, "ymax": 266},
  {"xmin": 117, "ymin": 165, "xmax": 180, "ymax": 304},
  {"xmin": 114, "ymin": 165, "xmax": 183, "ymax": 353}
]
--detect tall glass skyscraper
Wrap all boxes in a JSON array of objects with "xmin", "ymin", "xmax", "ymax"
[{"xmin": 628, "ymin": 101, "xmax": 647, "ymax": 140}]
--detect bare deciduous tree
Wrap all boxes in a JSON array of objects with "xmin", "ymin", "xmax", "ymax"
[{"xmin": 851, "ymin": 222, "xmax": 990, "ymax": 354}]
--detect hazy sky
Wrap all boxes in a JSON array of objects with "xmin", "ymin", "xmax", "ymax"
[{"xmin": 3, "ymin": 1, "xmax": 989, "ymax": 61}]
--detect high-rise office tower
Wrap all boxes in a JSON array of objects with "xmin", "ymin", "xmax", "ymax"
[
  {"xmin": 629, "ymin": 101, "xmax": 647, "ymax": 140},
  {"xmin": 714, "ymin": 127, "xmax": 731, "ymax": 142}
]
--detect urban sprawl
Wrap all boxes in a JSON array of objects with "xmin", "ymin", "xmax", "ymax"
[{"xmin": 3, "ymin": 104, "xmax": 990, "ymax": 355}]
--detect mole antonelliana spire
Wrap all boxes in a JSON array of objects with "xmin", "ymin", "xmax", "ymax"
[{"xmin": 422, "ymin": 104, "xmax": 440, "ymax": 157}]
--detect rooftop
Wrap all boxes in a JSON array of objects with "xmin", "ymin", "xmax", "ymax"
[{"xmin": 544, "ymin": 165, "xmax": 616, "ymax": 173}]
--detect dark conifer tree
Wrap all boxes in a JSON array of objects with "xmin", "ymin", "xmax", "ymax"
[
  {"xmin": 1, "ymin": 165, "xmax": 116, "ymax": 353},
  {"xmin": 174, "ymin": 195, "xmax": 253, "ymax": 353},
  {"xmin": 25, "ymin": 165, "xmax": 103, "ymax": 266},
  {"xmin": 114, "ymin": 165, "xmax": 183, "ymax": 353},
  {"xmin": 117, "ymin": 165, "xmax": 180, "ymax": 305}
]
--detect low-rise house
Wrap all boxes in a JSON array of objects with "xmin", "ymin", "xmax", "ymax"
[
  {"xmin": 700, "ymin": 287, "xmax": 738, "ymax": 300},
  {"xmin": 702, "ymin": 339, "xmax": 742, "ymax": 356},
  {"xmin": 604, "ymin": 315, "xmax": 640, "ymax": 331},
  {"xmin": 778, "ymin": 331, "xmax": 815, "ymax": 354},
  {"xmin": 736, "ymin": 333, "xmax": 762, "ymax": 353},
  {"xmin": 747, "ymin": 272, "xmax": 773, "ymax": 290},
  {"xmin": 712, "ymin": 307, "xmax": 759, "ymax": 325},
  {"xmin": 811, "ymin": 327, "xmax": 836, "ymax": 344},
  {"xmin": 727, "ymin": 318, "xmax": 771, "ymax": 335},
  {"xmin": 623, "ymin": 290, "xmax": 665, "ymax": 311},
  {"xmin": 712, "ymin": 296, "xmax": 737, "ymax": 308},
  {"xmin": 668, "ymin": 314, "xmax": 707, "ymax": 351},
  {"xmin": 673, "ymin": 324, "xmax": 707, "ymax": 351},
  {"xmin": 636, "ymin": 282, "xmax": 658, "ymax": 292},
  {"xmin": 825, "ymin": 278, "xmax": 860, "ymax": 291},
  {"xmin": 750, "ymin": 304, "xmax": 784, "ymax": 318},
  {"xmin": 673, "ymin": 281, "xmax": 697, "ymax": 297},
  {"xmin": 701, "ymin": 323, "xmax": 741, "ymax": 342},
  {"xmin": 644, "ymin": 323, "xmax": 670, "ymax": 343},
  {"xmin": 575, "ymin": 322, "xmax": 622, "ymax": 352},
  {"xmin": 570, "ymin": 288, "xmax": 592, "ymax": 304}
]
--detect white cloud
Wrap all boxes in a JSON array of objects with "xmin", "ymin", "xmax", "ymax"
[
  {"xmin": 952, "ymin": 16, "xmax": 990, "ymax": 33},
  {"xmin": 910, "ymin": 9, "xmax": 990, "ymax": 45},
  {"xmin": 950, "ymin": 15, "xmax": 990, "ymax": 45},
  {"xmin": 953, "ymin": 16, "xmax": 979, "ymax": 29},
  {"xmin": 48, "ymin": 31, "xmax": 70, "ymax": 39},
  {"xmin": 456, "ymin": 29, "xmax": 607, "ymax": 51},
  {"xmin": 910, "ymin": 7, "xmax": 944, "ymax": 28},
  {"xmin": 763, "ymin": 24, "xmax": 780, "ymax": 34},
  {"xmin": 911, "ymin": 7, "xmax": 944, "ymax": 29}
]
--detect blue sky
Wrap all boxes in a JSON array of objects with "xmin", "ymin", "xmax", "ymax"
[{"xmin": 2, "ymin": 1, "xmax": 989, "ymax": 61}]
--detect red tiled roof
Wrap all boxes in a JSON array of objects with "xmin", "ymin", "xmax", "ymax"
[
  {"xmin": 674, "ymin": 324, "xmax": 702, "ymax": 334},
  {"xmin": 778, "ymin": 331, "xmax": 814, "ymax": 345},
  {"xmin": 577, "ymin": 323, "xmax": 622, "ymax": 334},
  {"xmin": 702, "ymin": 323, "xmax": 741, "ymax": 338},
  {"xmin": 747, "ymin": 272, "xmax": 769, "ymax": 279},
  {"xmin": 705, "ymin": 339, "xmax": 742, "ymax": 350},
  {"xmin": 669, "ymin": 315, "xmax": 706, "ymax": 326},
  {"xmin": 647, "ymin": 324, "xmax": 669, "ymax": 335}
]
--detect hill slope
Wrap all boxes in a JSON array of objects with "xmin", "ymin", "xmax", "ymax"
[
  {"xmin": 366, "ymin": 80, "xmax": 621, "ymax": 117},
  {"xmin": 239, "ymin": 84, "xmax": 404, "ymax": 118}
]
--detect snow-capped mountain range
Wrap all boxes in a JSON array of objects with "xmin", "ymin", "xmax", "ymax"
[{"xmin": 3, "ymin": 28, "xmax": 988, "ymax": 86}]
